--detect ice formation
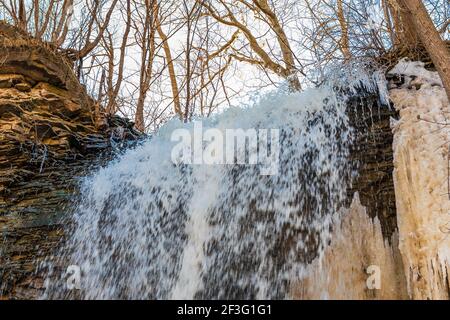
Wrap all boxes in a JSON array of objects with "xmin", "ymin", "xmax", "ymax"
[{"xmin": 389, "ymin": 59, "xmax": 450, "ymax": 299}]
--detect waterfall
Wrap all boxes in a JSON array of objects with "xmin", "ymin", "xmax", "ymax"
[{"xmin": 42, "ymin": 77, "xmax": 378, "ymax": 299}]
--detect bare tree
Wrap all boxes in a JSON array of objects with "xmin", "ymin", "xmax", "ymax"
[
  {"xmin": 2, "ymin": 0, "xmax": 447, "ymax": 132},
  {"xmin": 337, "ymin": 0, "xmax": 351, "ymax": 60},
  {"xmin": 199, "ymin": 0, "xmax": 302, "ymax": 91},
  {"xmin": 155, "ymin": 2, "xmax": 183, "ymax": 118},
  {"xmin": 102, "ymin": 0, "xmax": 132, "ymax": 116},
  {"xmin": 134, "ymin": 0, "xmax": 158, "ymax": 131}
]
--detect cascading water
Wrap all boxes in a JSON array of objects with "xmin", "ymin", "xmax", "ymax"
[{"xmin": 42, "ymin": 71, "xmax": 384, "ymax": 299}]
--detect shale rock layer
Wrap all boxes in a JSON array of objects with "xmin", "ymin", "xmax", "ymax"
[{"xmin": 0, "ymin": 22, "xmax": 140, "ymax": 299}]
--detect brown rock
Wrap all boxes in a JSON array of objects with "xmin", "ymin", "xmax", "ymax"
[
  {"xmin": 0, "ymin": 22, "xmax": 142, "ymax": 299},
  {"xmin": 14, "ymin": 82, "xmax": 31, "ymax": 92},
  {"xmin": 0, "ymin": 74, "xmax": 26, "ymax": 89}
]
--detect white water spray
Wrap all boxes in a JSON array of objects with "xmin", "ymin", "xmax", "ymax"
[{"xmin": 43, "ymin": 75, "xmax": 382, "ymax": 299}]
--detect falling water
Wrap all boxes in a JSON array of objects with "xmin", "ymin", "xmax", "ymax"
[{"xmin": 43, "ymin": 68, "xmax": 385, "ymax": 299}]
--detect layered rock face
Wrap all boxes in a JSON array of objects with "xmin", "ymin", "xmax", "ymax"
[{"xmin": 0, "ymin": 22, "xmax": 140, "ymax": 299}]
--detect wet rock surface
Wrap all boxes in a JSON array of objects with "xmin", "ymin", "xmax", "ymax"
[{"xmin": 347, "ymin": 95, "xmax": 399, "ymax": 239}]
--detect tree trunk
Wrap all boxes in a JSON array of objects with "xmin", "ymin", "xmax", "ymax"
[
  {"xmin": 337, "ymin": 0, "xmax": 351, "ymax": 60},
  {"xmin": 396, "ymin": 0, "xmax": 419, "ymax": 48},
  {"xmin": 134, "ymin": 0, "xmax": 158, "ymax": 132},
  {"xmin": 155, "ymin": 6, "xmax": 182, "ymax": 119},
  {"xmin": 18, "ymin": 0, "xmax": 27, "ymax": 31},
  {"xmin": 398, "ymin": 0, "xmax": 450, "ymax": 100},
  {"xmin": 135, "ymin": 93, "xmax": 146, "ymax": 132},
  {"xmin": 253, "ymin": 0, "xmax": 301, "ymax": 90}
]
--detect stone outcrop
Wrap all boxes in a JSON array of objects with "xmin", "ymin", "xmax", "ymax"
[
  {"xmin": 0, "ymin": 21, "xmax": 141, "ymax": 299},
  {"xmin": 347, "ymin": 94, "xmax": 399, "ymax": 239}
]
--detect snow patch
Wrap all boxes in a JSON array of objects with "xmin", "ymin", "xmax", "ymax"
[{"xmin": 388, "ymin": 58, "xmax": 443, "ymax": 88}]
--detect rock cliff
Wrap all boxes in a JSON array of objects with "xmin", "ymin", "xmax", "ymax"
[{"xmin": 0, "ymin": 21, "xmax": 140, "ymax": 299}]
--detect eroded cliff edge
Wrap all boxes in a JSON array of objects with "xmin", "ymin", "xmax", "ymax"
[{"xmin": 0, "ymin": 22, "xmax": 140, "ymax": 299}]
